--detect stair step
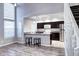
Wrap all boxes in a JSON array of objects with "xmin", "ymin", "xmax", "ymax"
[
  {"xmin": 71, "ymin": 9, "xmax": 79, "ymax": 11},
  {"xmin": 73, "ymin": 13, "xmax": 79, "ymax": 15},
  {"xmin": 76, "ymin": 20, "xmax": 79, "ymax": 22},
  {"xmin": 70, "ymin": 5, "xmax": 79, "ymax": 27},
  {"xmin": 72, "ymin": 11, "xmax": 79, "ymax": 13},
  {"xmin": 76, "ymin": 22, "xmax": 79, "ymax": 24},
  {"xmin": 74, "ymin": 16, "xmax": 79, "ymax": 18},
  {"xmin": 75, "ymin": 18, "xmax": 79, "ymax": 20},
  {"xmin": 71, "ymin": 5, "xmax": 79, "ymax": 9}
]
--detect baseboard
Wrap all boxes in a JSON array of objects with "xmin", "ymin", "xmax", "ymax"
[
  {"xmin": 0, "ymin": 41, "xmax": 17, "ymax": 47},
  {"xmin": 17, "ymin": 41, "xmax": 25, "ymax": 44},
  {"xmin": 74, "ymin": 47, "xmax": 79, "ymax": 56}
]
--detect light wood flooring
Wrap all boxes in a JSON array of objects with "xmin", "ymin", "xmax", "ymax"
[{"xmin": 0, "ymin": 43, "xmax": 65, "ymax": 56}]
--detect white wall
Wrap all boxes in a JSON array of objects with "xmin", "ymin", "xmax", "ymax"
[
  {"xmin": 24, "ymin": 19, "xmax": 32, "ymax": 32},
  {"xmin": 24, "ymin": 19, "xmax": 37, "ymax": 33},
  {"xmin": 0, "ymin": 3, "xmax": 4, "ymax": 45}
]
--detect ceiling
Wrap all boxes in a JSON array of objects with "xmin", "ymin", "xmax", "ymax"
[
  {"xmin": 24, "ymin": 12, "xmax": 64, "ymax": 23},
  {"xmin": 17, "ymin": 3, "xmax": 64, "ymax": 17}
]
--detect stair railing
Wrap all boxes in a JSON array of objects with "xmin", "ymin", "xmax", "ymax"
[
  {"xmin": 69, "ymin": 3, "xmax": 79, "ymax": 47},
  {"xmin": 68, "ymin": 3, "xmax": 79, "ymax": 55}
]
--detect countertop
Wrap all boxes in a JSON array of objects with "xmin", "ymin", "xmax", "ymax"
[{"xmin": 24, "ymin": 33, "xmax": 50, "ymax": 36}]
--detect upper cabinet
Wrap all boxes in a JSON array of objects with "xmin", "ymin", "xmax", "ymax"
[
  {"xmin": 37, "ymin": 21, "xmax": 64, "ymax": 29},
  {"xmin": 4, "ymin": 3, "xmax": 15, "ymax": 20}
]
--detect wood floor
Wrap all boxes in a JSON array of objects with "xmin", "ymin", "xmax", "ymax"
[{"xmin": 0, "ymin": 43, "xmax": 65, "ymax": 56}]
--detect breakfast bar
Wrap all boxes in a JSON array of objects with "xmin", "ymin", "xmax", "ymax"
[{"xmin": 24, "ymin": 33, "xmax": 50, "ymax": 46}]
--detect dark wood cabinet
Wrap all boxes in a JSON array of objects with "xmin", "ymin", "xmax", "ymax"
[
  {"xmin": 51, "ymin": 23, "xmax": 59, "ymax": 28},
  {"xmin": 37, "ymin": 21, "xmax": 64, "ymax": 45},
  {"xmin": 50, "ymin": 33, "xmax": 59, "ymax": 45},
  {"xmin": 37, "ymin": 21, "xmax": 64, "ymax": 29},
  {"xmin": 37, "ymin": 23, "xmax": 44, "ymax": 29},
  {"xmin": 50, "ymin": 33, "xmax": 59, "ymax": 41}
]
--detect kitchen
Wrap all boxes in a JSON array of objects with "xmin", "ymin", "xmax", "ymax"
[{"xmin": 23, "ymin": 13, "xmax": 64, "ymax": 47}]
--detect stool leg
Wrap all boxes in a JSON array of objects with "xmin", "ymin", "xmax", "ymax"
[
  {"xmin": 36, "ymin": 39, "xmax": 38, "ymax": 45},
  {"xmin": 35, "ymin": 39, "xmax": 37, "ymax": 46},
  {"xmin": 34, "ymin": 39, "xmax": 35, "ymax": 46},
  {"xmin": 38, "ymin": 39, "xmax": 39, "ymax": 46},
  {"xmin": 28, "ymin": 39, "xmax": 30, "ymax": 46},
  {"xmin": 25, "ymin": 38, "xmax": 28, "ymax": 45},
  {"xmin": 39, "ymin": 39, "xmax": 41, "ymax": 46},
  {"xmin": 30, "ymin": 38, "xmax": 32, "ymax": 45},
  {"xmin": 38, "ymin": 39, "xmax": 41, "ymax": 46},
  {"xmin": 34, "ymin": 39, "xmax": 37, "ymax": 46}
]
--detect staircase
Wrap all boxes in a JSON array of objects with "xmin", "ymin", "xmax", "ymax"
[
  {"xmin": 64, "ymin": 4, "xmax": 79, "ymax": 56},
  {"xmin": 70, "ymin": 4, "xmax": 79, "ymax": 56},
  {"xmin": 70, "ymin": 5, "xmax": 79, "ymax": 27}
]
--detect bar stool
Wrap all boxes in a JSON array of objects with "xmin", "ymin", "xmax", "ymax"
[
  {"xmin": 38, "ymin": 38, "xmax": 41, "ymax": 46},
  {"xmin": 25, "ymin": 37, "xmax": 32, "ymax": 46},
  {"xmin": 33, "ymin": 38, "xmax": 41, "ymax": 46}
]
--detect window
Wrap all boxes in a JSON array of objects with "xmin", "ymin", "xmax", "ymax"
[
  {"xmin": 4, "ymin": 20, "xmax": 15, "ymax": 38},
  {"xmin": 4, "ymin": 3, "xmax": 15, "ymax": 20},
  {"xmin": 4, "ymin": 3, "xmax": 15, "ymax": 39}
]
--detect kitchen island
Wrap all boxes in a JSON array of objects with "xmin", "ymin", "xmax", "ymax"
[{"xmin": 24, "ymin": 33, "xmax": 50, "ymax": 46}]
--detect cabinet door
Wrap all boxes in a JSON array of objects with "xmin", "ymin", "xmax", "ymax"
[
  {"xmin": 37, "ymin": 23, "xmax": 44, "ymax": 29},
  {"xmin": 50, "ymin": 33, "xmax": 59, "ymax": 41}
]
